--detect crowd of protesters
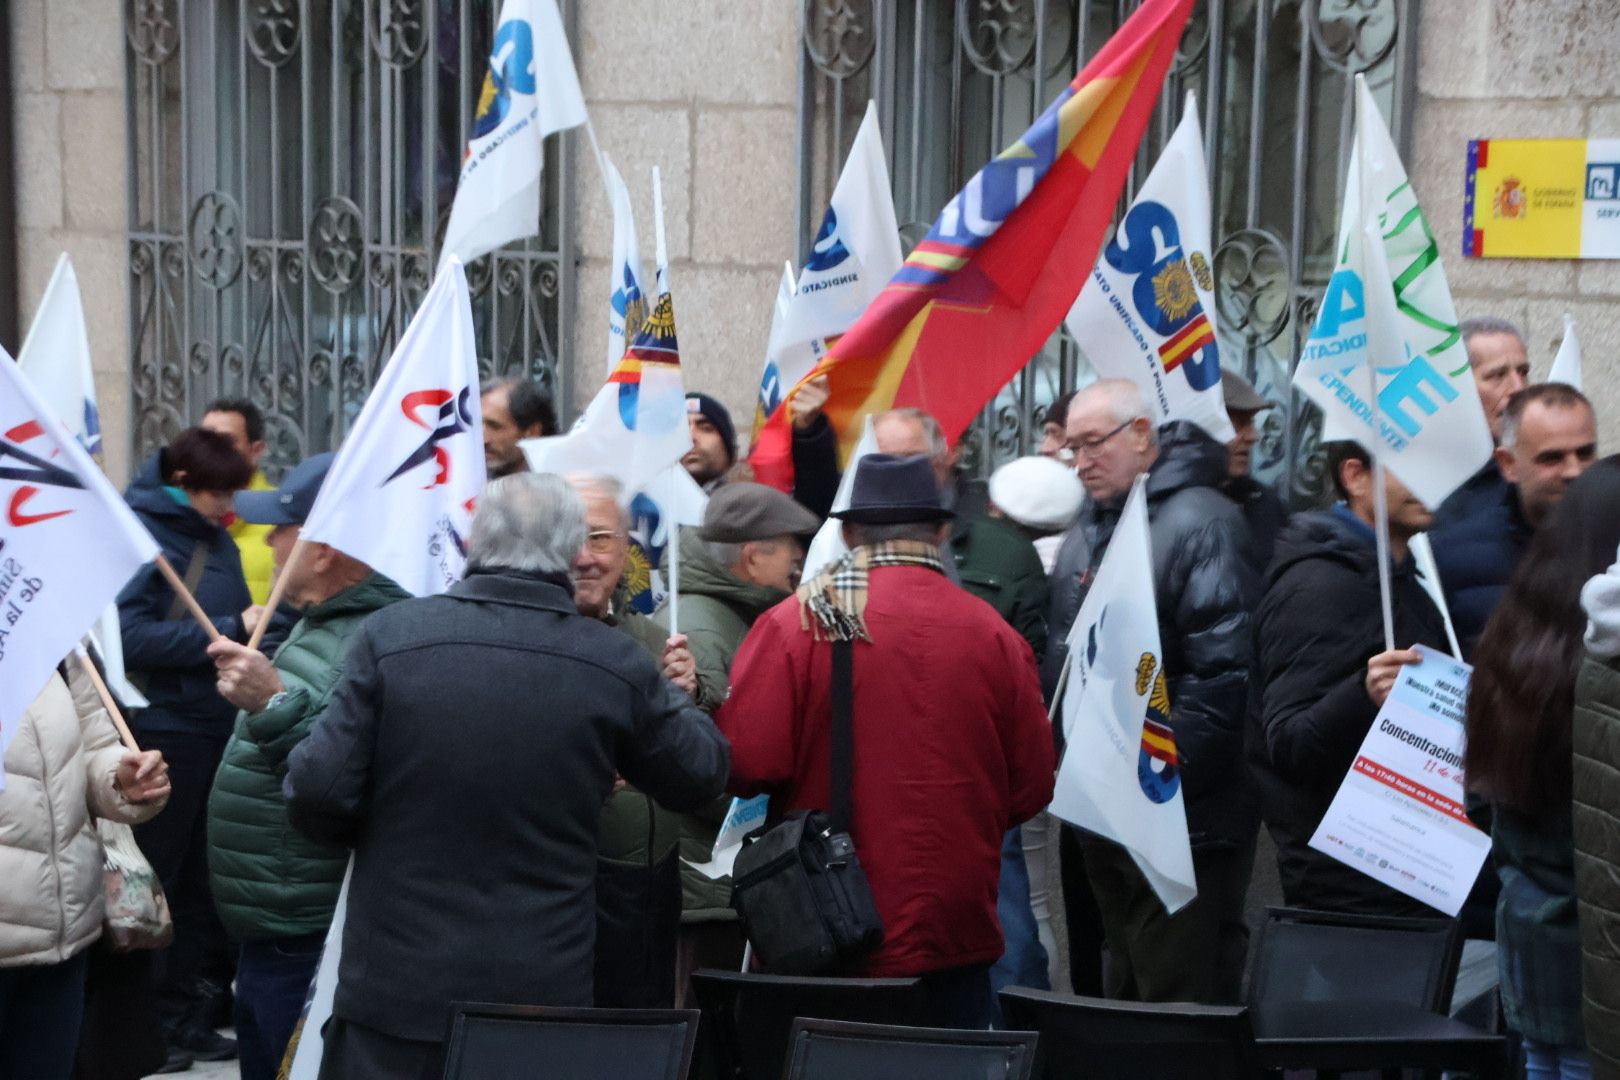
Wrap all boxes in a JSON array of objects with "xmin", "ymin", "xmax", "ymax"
[{"xmin": 3, "ymin": 316, "xmax": 1619, "ymax": 1080}]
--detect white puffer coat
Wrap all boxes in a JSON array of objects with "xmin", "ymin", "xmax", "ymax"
[{"xmin": 0, "ymin": 667, "xmax": 164, "ymax": 967}]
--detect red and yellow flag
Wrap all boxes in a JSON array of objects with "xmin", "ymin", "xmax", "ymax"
[{"xmin": 749, "ymin": 0, "xmax": 1194, "ymax": 490}]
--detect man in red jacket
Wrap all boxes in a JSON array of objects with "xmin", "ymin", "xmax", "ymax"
[{"xmin": 718, "ymin": 454, "xmax": 1055, "ymax": 1028}]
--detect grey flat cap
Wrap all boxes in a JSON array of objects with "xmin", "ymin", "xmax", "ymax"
[
  {"xmin": 698, "ymin": 482, "xmax": 821, "ymax": 543},
  {"xmin": 1221, "ymin": 369, "xmax": 1273, "ymax": 413}
]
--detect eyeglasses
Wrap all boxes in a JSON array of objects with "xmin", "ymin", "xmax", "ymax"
[
  {"xmin": 584, "ymin": 529, "xmax": 626, "ymax": 554},
  {"xmin": 1067, "ymin": 418, "xmax": 1136, "ymax": 460}
]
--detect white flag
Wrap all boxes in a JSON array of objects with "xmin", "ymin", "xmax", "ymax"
[
  {"xmin": 799, "ymin": 416, "xmax": 878, "ymax": 581},
  {"xmin": 1292, "ymin": 77, "xmax": 1492, "ymax": 510},
  {"xmin": 300, "ymin": 261, "xmax": 485, "ymax": 596},
  {"xmin": 763, "ymin": 101, "xmax": 903, "ymax": 406},
  {"xmin": 751, "ymin": 261, "xmax": 798, "ymax": 433},
  {"xmin": 1049, "ymin": 477, "xmax": 1196, "ymax": 913},
  {"xmin": 1065, "ymin": 95, "xmax": 1234, "ymax": 443},
  {"xmin": 437, "ymin": 0, "xmax": 588, "ymax": 271},
  {"xmin": 1548, "ymin": 313, "xmax": 1583, "ymax": 391},
  {"xmin": 18, "ymin": 255, "xmax": 102, "ymax": 455},
  {"xmin": 622, "ymin": 464, "xmax": 707, "ymax": 616},
  {"xmin": 604, "ymin": 153, "xmax": 650, "ymax": 373},
  {"xmin": 684, "ymin": 795, "xmax": 768, "ymax": 880},
  {"xmin": 0, "ymin": 351, "xmax": 160, "ymax": 770}
]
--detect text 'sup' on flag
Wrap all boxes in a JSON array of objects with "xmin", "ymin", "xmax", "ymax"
[
  {"xmin": 300, "ymin": 260, "xmax": 486, "ymax": 597},
  {"xmin": 604, "ymin": 151, "xmax": 650, "ymax": 374},
  {"xmin": 1548, "ymin": 313, "xmax": 1583, "ymax": 391},
  {"xmin": 623, "ymin": 464, "xmax": 707, "ymax": 616},
  {"xmin": 18, "ymin": 254, "xmax": 102, "ymax": 456},
  {"xmin": 1065, "ymin": 93, "xmax": 1233, "ymax": 443},
  {"xmin": 1048, "ymin": 476, "xmax": 1197, "ymax": 913},
  {"xmin": 437, "ymin": 0, "xmax": 587, "ymax": 271},
  {"xmin": 1291, "ymin": 76, "xmax": 1492, "ymax": 511},
  {"xmin": 0, "ymin": 351, "xmax": 160, "ymax": 771},
  {"xmin": 747, "ymin": 0, "xmax": 1196, "ymax": 493}
]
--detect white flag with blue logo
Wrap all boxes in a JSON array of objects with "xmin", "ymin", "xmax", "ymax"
[
  {"xmin": 1064, "ymin": 95, "xmax": 1233, "ymax": 443},
  {"xmin": 437, "ymin": 0, "xmax": 588, "ymax": 272},
  {"xmin": 300, "ymin": 261, "xmax": 485, "ymax": 597},
  {"xmin": 1548, "ymin": 313, "xmax": 1583, "ymax": 391},
  {"xmin": 19, "ymin": 255, "xmax": 102, "ymax": 455},
  {"xmin": 604, "ymin": 152, "xmax": 650, "ymax": 373},
  {"xmin": 1049, "ymin": 477, "xmax": 1196, "ymax": 914},
  {"xmin": 1292, "ymin": 76, "xmax": 1491, "ymax": 510},
  {"xmin": 751, "ymin": 262, "xmax": 797, "ymax": 434},
  {"xmin": 760, "ymin": 101, "xmax": 902, "ymax": 415},
  {"xmin": 622, "ymin": 464, "xmax": 707, "ymax": 616}
]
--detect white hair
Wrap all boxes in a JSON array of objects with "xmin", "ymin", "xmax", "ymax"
[
  {"xmin": 467, "ymin": 473, "xmax": 587, "ymax": 575},
  {"xmin": 564, "ymin": 472, "xmax": 628, "ymax": 529},
  {"xmin": 876, "ymin": 407, "xmax": 950, "ymax": 462},
  {"xmin": 1071, "ymin": 378, "xmax": 1154, "ymax": 440}
]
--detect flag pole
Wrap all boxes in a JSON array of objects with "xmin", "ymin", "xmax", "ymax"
[
  {"xmin": 75, "ymin": 648, "xmax": 140, "ymax": 753},
  {"xmin": 650, "ymin": 164, "xmax": 681, "ymax": 635},
  {"xmin": 153, "ymin": 553, "xmax": 224, "ymax": 643},
  {"xmin": 246, "ymin": 539, "xmax": 308, "ymax": 652},
  {"xmin": 1370, "ymin": 458, "xmax": 1397, "ymax": 653}
]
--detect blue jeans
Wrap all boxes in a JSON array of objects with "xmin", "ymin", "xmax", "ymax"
[
  {"xmin": 0, "ymin": 952, "xmax": 88, "ymax": 1080},
  {"xmin": 235, "ymin": 934, "xmax": 324, "ymax": 1080},
  {"xmin": 990, "ymin": 826, "xmax": 1050, "ymax": 1023},
  {"xmin": 1523, "ymin": 1038, "xmax": 1591, "ymax": 1080}
]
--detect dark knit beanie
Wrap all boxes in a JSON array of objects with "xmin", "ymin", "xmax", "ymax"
[{"xmin": 685, "ymin": 392, "xmax": 737, "ymax": 465}]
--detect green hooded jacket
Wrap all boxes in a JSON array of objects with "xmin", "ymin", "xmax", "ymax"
[
  {"xmin": 950, "ymin": 513, "xmax": 1049, "ymax": 660},
  {"xmin": 207, "ymin": 572, "xmax": 409, "ymax": 942},
  {"xmin": 658, "ymin": 530, "xmax": 788, "ymax": 919}
]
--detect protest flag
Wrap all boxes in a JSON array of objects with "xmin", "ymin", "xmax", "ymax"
[
  {"xmin": 298, "ymin": 260, "xmax": 485, "ymax": 597},
  {"xmin": 751, "ymin": 261, "xmax": 798, "ymax": 438},
  {"xmin": 1292, "ymin": 76, "xmax": 1492, "ymax": 512},
  {"xmin": 0, "ymin": 349, "xmax": 161, "ymax": 781},
  {"xmin": 1408, "ymin": 533, "xmax": 1463, "ymax": 659},
  {"xmin": 623, "ymin": 463, "xmax": 707, "ymax": 617},
  {"xmin": 1064, "ymin": 93, "xmax": 1233, "ymax": 442},
  {"xmin": 749, "ymin": 0, "xmax": 1194, "ymax": 490},
  {"xmin": 1048, "ymin": 476, "xmax": 1197, "ymax": 913},
  {"xmin": 752, "ymin": 102, "xmax": 903, "ymax": 440},
  {"xmin": 437, "ymin": 0, "xmax": 588, "ymax": 271},
  {"xmin": 1548, "ymin": 313, "xmax": 1584, "ymax": 391},
  {"xmin": 603, "ymin": 152, "xmax": 651, "ymax": 373}
]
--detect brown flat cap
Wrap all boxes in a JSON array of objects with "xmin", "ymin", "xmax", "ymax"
[{"xmin": 698, "ymin": 482, "xmax": 821, "ymax": 543}]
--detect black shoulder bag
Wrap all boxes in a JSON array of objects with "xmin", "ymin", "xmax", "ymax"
[{"xmin": 729, "ymin": 639, "xmax": 884, "ymax": 974}]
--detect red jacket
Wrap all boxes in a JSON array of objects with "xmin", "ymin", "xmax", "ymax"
[{"xmin": 719, "ymin": 564, "xmax": 1055, "ymax": 977}]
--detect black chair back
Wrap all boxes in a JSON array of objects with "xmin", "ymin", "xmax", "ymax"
[
  {"xmin": 1245, "ymin": 906, "xmax": 1463, "ymax": 1011},
  {"xmin": 688, "ymin": 968, "xmax": 923, "ymax": 1080},
  {"xmin": 783, "ymin": 1018, "xmax": 1038, "ymax": 1080},
  {"xmin": 441, "ymin": 1003, "xmax": 699, "ymax": 1080},
  {"xmin": 998, "ymin": 987, "xmax": 1261, "ymax": 1080}
]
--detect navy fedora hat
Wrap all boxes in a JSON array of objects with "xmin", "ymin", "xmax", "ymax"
[{"xmin": 831, "ymin": 453, "xmax": 954, "ymax": 525}]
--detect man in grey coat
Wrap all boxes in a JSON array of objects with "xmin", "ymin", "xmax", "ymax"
[{"xmin": 284, "ymin": 474, "xmax": 730, "ymax": 1079}]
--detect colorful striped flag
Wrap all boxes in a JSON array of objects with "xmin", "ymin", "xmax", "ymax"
[{"xmin": 749, "ymin": 0, "xmax": 1194, "ymax": 489}]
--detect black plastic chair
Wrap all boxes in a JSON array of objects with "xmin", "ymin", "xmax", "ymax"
[
  {"xmin": 1245, "ymin": 906, "xmax": 1464, "ymax": 1012},
  {"xmin": 782, "ymin": 1017, "xmax": 1039, "ymax": 1080},
  {"xmin": 688, "ymin": 968, "xmax": 924, "ymax": 1080},
  {"xmin": 440, "ymin": 1003, "xmax": 699, "ymax": 1080},
  {"xmin": 999, "ymin": 986, "xmax": 1262, "ymax": 1080}
]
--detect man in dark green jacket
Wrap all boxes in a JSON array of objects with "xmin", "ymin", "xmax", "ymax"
[{"xmin": 204, "ymin": 454, "xmax": 409, "ymax": 1080}]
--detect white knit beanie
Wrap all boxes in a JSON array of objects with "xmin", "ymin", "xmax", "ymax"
[
  {"xmin": 988, "ymin": 455, "xmax": 1084, "ymax": 534},
  {"xmin": 1583, "ymin": 544, "xmax": 1620, "ymax": 659}
]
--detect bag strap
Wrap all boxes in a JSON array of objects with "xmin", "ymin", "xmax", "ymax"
[
  {"xmin": 829, "ymin": 639, "xmax": 854, "ymax": 834},
  {"xmin": 164, "ymin": 541, "xmax": 210, "ymax": 622}
]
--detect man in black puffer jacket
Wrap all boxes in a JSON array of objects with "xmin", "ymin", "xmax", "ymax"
[
  {"xmin": 1045, "ymin": 380, "xmax": 1259, "ymax": 1005},
  {"xmin": 1249, "ymin": 440, "xmax": 1450, "ymax": 917}
]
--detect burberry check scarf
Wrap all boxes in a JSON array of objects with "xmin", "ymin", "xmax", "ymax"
[{"xmin": 796, "ymin": 539, "xmax": 947, "ymax": 642}]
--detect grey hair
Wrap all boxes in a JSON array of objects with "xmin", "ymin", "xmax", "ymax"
[
  {"xmin": 1459, "ymin": 316, "xmax": 1526, "ymax": 351},
  {"xmin": 876, "ymin": 407, "xmax": 950, "ymax": 462},
  {"xmin": 1071, "ymin": 378, "xmax": 1156, "ymax": 444},
  {"xmin": 564, "ymin": 472, "xmax": 628, "ymax": 529},
  {"xmin": 466, "ymin": 473, "xmax": 587, "ymax": 575},
  {"xmin": 704, "ymin": 539, "xmax": 743, "ymax": 571},
  {"xmin": 843, "ymin": 520, "xmax": 946, "ymax": 546}
]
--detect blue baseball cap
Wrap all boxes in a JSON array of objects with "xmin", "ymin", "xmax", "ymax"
[{"xmin": 234, "ymin": 452, "xmax": 337, "ymax": 526}]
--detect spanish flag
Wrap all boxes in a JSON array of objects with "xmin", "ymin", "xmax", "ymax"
[{"xmin": 749, "ymin": 0, "xmax": 1194, "ymax": 490}]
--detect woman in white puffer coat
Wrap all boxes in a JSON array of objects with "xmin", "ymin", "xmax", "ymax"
[{"xmin": 0, "ymin": 663, "xmax": 170, "ymax": 1079}]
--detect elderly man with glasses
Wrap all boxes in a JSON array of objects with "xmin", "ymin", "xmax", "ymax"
[{"xmin": 1043, "ymin": 379, "xmax": 1260, "ymax": 1008}]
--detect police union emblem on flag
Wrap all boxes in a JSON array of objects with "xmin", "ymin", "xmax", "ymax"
[{"xmin": 1134, "ymin": 651, "xmax": 1180, "ymax": 804}]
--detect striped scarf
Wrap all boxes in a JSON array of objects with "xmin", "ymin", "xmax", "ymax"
[{"xmin": 796, "ymin": 539, "xmax": 946, "ymax": 642}]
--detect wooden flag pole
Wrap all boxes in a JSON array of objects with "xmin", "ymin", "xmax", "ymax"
[
  {"xmin": 246, "ymin": 539, "xmax": 308, "ymax": 652},
  {"xmin": 75, "ymin": 649, "xmax": 140, "ymax": 753},
  {"xmin": 153, "ymin": 553, "xmax": 223, "ymax": 643}
]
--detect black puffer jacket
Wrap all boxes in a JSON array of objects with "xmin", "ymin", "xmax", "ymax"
[
  {"xmin": 1428, "ymin": 466, "xmax": 1529, "ymax": 659},
  {"xmin": 1045, "ymin": 421, "xmax": 1260, "ymax": 847},
  {"xmin": 1247, "ymin": 508, "xmax": 1449, "ymax": 916}
]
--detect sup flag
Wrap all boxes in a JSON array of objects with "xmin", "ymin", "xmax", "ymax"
[
  {"xmin": 753, "ymin": 102, "xmax": 903, "ymax": 440},
  {"xmin": 604, "ymin": 152, "xmax": 651, "ymax": 373},
  {"xmin": 750, "ymin": 0, "xmax": 1194, "ymax": 491},
  {"xmin": 437, "ymin": 0, "xmax": 587, "ymax": 272},
  {"xmin": 1049, "ymin": 476, "xmax": 1196, "ymax": 913},
  {"xmin": 1549, "ymin": 313, "xmax": 1584, "ymax": 391},
  {"xmin": 1292, "ymin": 76, "xmax": 1491, "ymax": 510},
  {"xmin": 0, "ymin": 350, "xmax": 160, "ymax": 779},
  {"xmin": 300, "ymin": 260, "xmax": 485, "ymax": 596},
  {"xmin": 1065, "ymin": 94, "xmax": 1233, "ymax": 442},
  {"xmin": 623, "ymin": 464, "xmax": 707, "ymax": 616}
]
